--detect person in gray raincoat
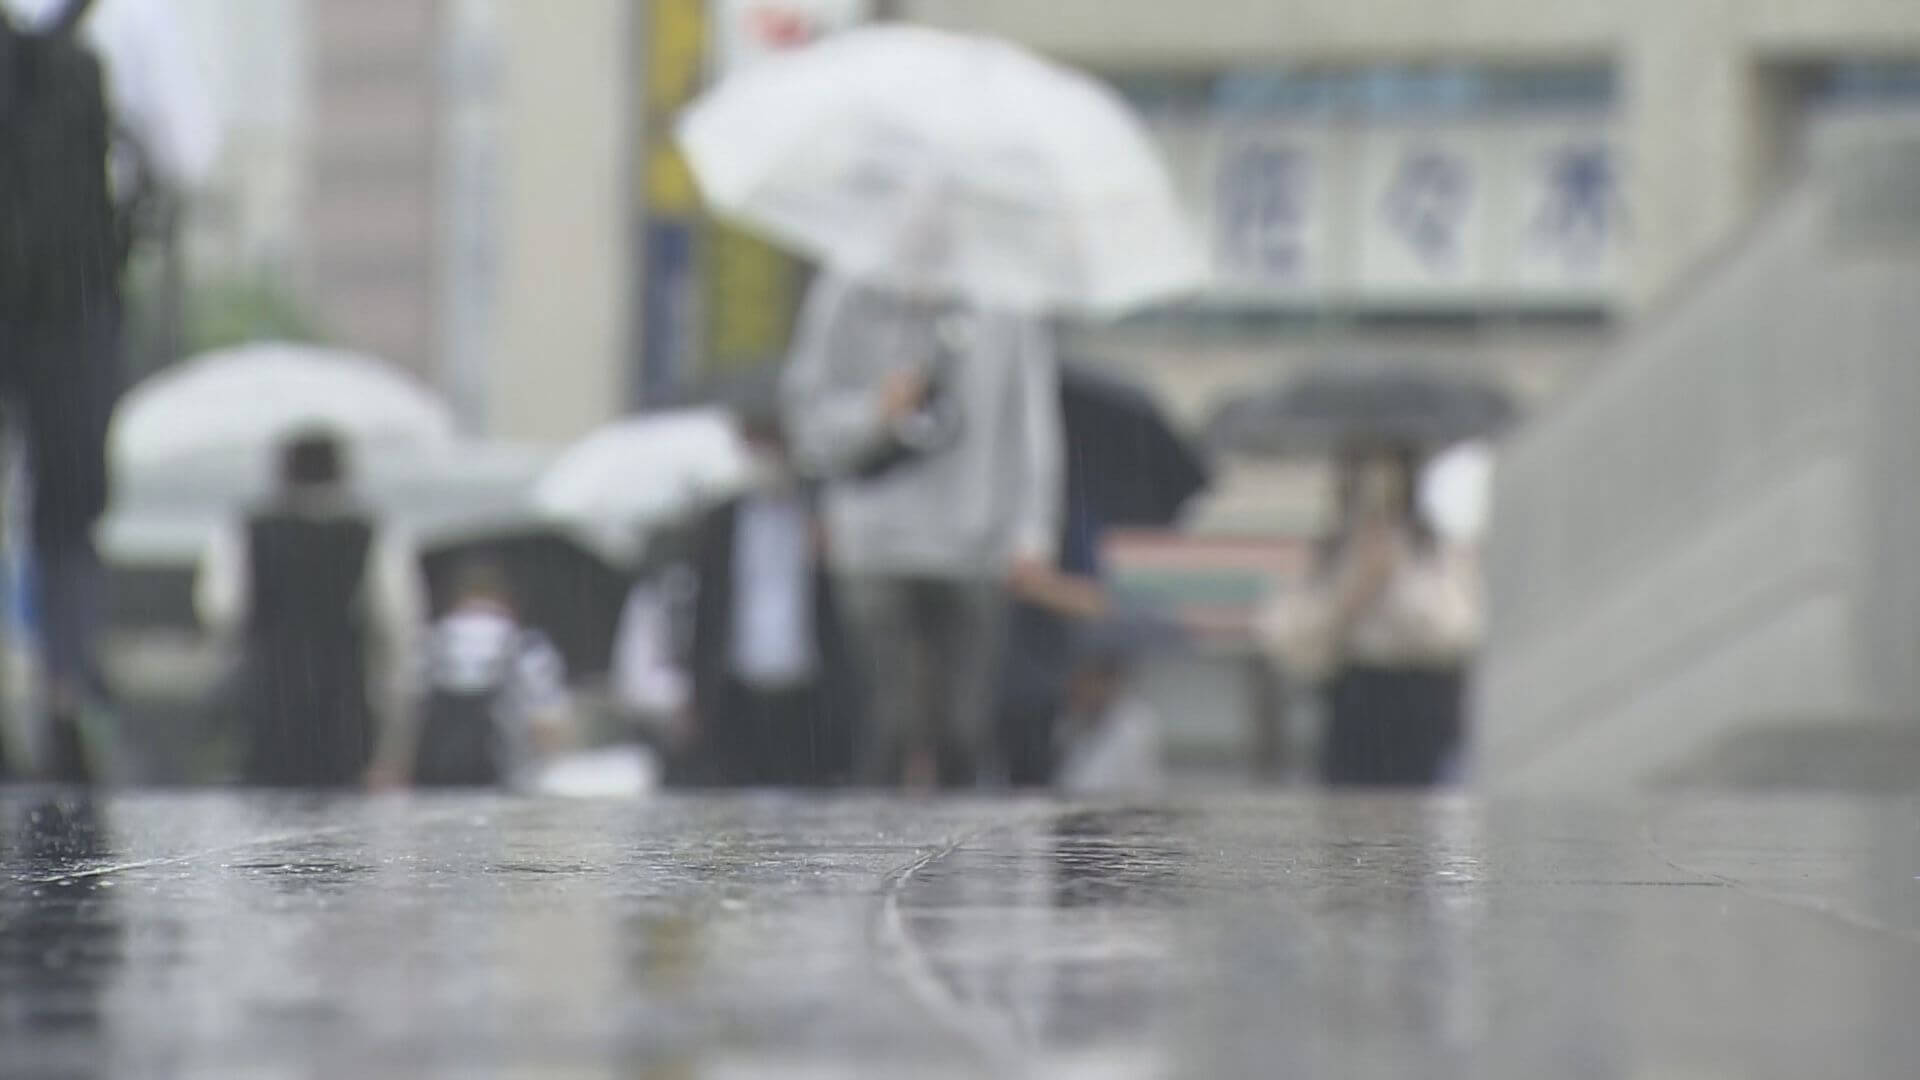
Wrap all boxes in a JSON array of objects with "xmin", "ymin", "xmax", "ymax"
[{"xmin": 782, "ymin": 271, "xmax": 1062, "ymax": 789}]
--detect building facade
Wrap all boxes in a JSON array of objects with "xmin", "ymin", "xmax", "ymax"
[
  {"xmin": 901, "ymin": 0, "xmax": 1920, "ymax": 310},
  {"xmin": 301, "ymin": 0, "xmax": 445, "ymax": 381}
]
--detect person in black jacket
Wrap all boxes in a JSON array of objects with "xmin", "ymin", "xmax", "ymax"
[
  {"xmin": 0, "ymin": 1, "xmax": 121, "ymax": 781},
  {"xmin": 683, "ymin": 406, "xmax": 858, "ymax": 788}
]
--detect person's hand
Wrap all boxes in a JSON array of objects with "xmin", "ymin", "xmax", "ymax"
[
  {"xmin": 1332, "ymin": 519, "xmax": 1401, "ymax": 626},
  {"xmin": 1009, "ymin": 557, "xmax": 1108, "ymax": 620},
  {"xmin": 1007, "ymin": 556, "xmax": 1053, "ymax": 595},
  {"xmin": 878, "ymin": 370, "xmax": 930, "ymax": 424}
]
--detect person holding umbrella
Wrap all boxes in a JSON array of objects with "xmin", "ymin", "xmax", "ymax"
[
  {"xmin": 1257, "ymin": 442, "xmax": 1481, "ymax": 786},
  {"xmin": 1, "ymin": 0, "xmax": 217, "ymax": 781},
  {"xmin": 1213, "ymin": 367, "xmax": 1509, "ymax": 786},
  {"xmin": 677, "ymin": 26, "xmax": 1205, "ymax": 788},
  {"xmin": 782, "ymin": 262, "xmax": 1062, "ymax": 789},
  {"xmin": 195, "ymin": 429, "xmax": 427, "ymax": 788},
  {"xmin": 997, "ymin": 363, "xmax": 1210, "ymax": 786}
]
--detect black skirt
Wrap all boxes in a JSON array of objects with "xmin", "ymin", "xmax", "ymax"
[
  {"xmin": 1321, "ymin": 664, "xmax": 1466, "ymax": 787},
  {"xmin": 240, "ymin": 643, "xmax": 373, "ymax": 788},
  {"xmin": 414, "ymin": 690, "xmax": 504, "ymax": 788}
]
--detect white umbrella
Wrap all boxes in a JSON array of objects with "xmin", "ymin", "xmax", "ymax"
[
  {"xmin": 4, "ymin": 0, "xmax": 221, "ymax": 188},
  {"xmin": 103, "ymin": 440, "xmax": 551, "ymax": 567},
  {"xmin": 677, "ymin": 24, "xmax": 1203, "ymax": 314},
  {"xmin": 532, "ymin": 409, "xmax": 755, "ymax": 562},
  {"xmin": 111, "ymin": 342, "xmax": 458, "ymax": 471}
]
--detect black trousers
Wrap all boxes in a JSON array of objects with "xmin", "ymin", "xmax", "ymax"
[
  {"xmin": 414, "ymin": 691, "xmax": 503, "ymax": 788},
  {"xmin": 1321, "ymin": 665, "xmax": 1466, "ymax": 788},
  {"xmin": 1, "ymin": 307, "xmax": 119, "ymax": 783},
  {"xmin": 704, "ymin": 679, "xmax": 849, "ymax": 788}
]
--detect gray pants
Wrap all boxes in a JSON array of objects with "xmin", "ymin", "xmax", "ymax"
[{"xmin": 836, "ymin": 575, "xmax": 1006, "ymax": 788}]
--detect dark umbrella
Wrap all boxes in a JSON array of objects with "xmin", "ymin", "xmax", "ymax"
[
  {"xmin": 680, "ymin": 359, "xmax": 1212, "ymax": 527},
  {"xmin": 1061, "ymin": 363, "xmax": 1211, "ymax": 529},
  {"xmin": 1207, "ymin": 369, "xmax": 1515, "ymax": 457},
  {"xmin": 418, "ymin": 527, "xmax": 633, "ymax": 679},
  {"xmin": 672, "ymin": 366, "xmax": 782, "ymax": 420}
]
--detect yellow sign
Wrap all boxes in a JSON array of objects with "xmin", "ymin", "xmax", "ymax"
[
  {"xmin": 706, "ymin": 223, "xmax": 798, "ymax": 372},
  {"xmin": 639, "ymin": 0, "xmax": 708, "ymax": 216},
  {"xmin": 638, "ymin": 0, "xmax": 803, "ymax": 389},
  {"xmin": 645, "ymin": 146, "xmax": 700, "ymax": 215},
  {"xmin": 646, "ymin": 0, "xmax": 707, "ymax": 108}
]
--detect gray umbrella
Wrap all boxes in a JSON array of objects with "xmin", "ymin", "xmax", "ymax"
[{"xmin": 1207, "ymin": 369, "xmax": 1515, "ymax": 457}]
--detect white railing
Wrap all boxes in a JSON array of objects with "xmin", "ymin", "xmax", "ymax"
[{"xmin": 1475, "ymin": 143, "xmax": 1920, "ymax": 790}]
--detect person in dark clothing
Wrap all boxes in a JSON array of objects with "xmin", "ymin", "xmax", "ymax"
[
  {"xmin": 995, "ymin": 364, "xmax": 1210, "ymax": 787},
  {"xmin": 997, "ymin": 493, "xmax": 1106, "ymax": 786},
  {"xmin": 0, "ymin": 2, "xmax": 123, "ymax": 782},
  {"xmin": 195, "ymin": 430, "xmax": 426, "ymax": 788},
  {"xmin": 684, "ymin": 407, "xmax": 858, "ymax": 788}
]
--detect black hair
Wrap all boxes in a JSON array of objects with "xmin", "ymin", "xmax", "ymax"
[
  {"xmin": 451, "ymin": 558, "xmax": 515, "ymax": 610},
  {"xmin": 1320, "ymin": 441, "xmax": 1439, "ymax": 564},
  {"xmin": 279, "ymin": 428, "xmax": 345, "ymax": 489}
]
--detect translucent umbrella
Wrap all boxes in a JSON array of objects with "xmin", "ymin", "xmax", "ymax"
[
  {"xmin": 532, "ymin": 409, "xmax": 755, "ymax": 564},
  {"xmin": 110, "ymin": 342, "xmax": 458, "ymax": 471},
  {"xmin": 677, "ymin": 24, "xmax": 1203, "ymax": 314}
]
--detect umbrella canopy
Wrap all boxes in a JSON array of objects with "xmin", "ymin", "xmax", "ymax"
[
  {"xmin": 111, "ymin": 342, "xmax": 457, "ymax": 471},
  {"xmin": 532, "ymin": 409, "xmax": 755, "ymax": 564},
  {"xmin": 1060, "ymin": 364, "xmax": 1210, "ymax": 529},
  {"xmin": 418, "ymin": 527, "xmax": 632, "ymax": 680},
  {"xmin": 105, "ymin": 440, "xmax": 549, "ymax": 566},
  {"xmin": 102, "ymin": 440, "xmax": 552, "ymax": 632},
  {"xmin": 1207, "ymin": 370, "xmax": 1517, "ymax": 458},
  {"xmin": 677, "ymin": 25, "xmax": 1203, "ymax": 314}
]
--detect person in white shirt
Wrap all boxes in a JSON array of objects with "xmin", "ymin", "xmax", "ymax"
[
  {"xmin": 401, "ymin": 560, "xmax": 572, "ymax": 789},
  {"xmin": 681, "ymin": 404, "xmax": 857, "ymax": 787}
]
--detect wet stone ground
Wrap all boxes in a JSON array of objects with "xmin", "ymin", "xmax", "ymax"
[{"xmin": 2, "ymin": 790, "xmax": 1919, "ymax": 1078}]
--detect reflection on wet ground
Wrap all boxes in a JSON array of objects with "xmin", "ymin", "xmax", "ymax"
[{"xmin": 1, "ymin": 791, "xmax": 1918, "ymax": 1077}]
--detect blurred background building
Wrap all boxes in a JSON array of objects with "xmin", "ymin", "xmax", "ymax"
[
  {"xmin": 160, "ymin": 0, "xmax": 1920, "ymax": 441},
  {"xmin": 118, "ymin": 0, "xmax": 1920, "ymax": 788}
]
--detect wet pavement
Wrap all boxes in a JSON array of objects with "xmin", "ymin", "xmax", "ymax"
[{"xmin": 2, "ymin": 791, "xmax": 1918, "ymax": 1078}]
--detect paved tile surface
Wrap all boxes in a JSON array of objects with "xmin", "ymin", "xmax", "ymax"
[{"xmin": 2, "ymin": 790, "xmax": 1918, "ymax": 1077}]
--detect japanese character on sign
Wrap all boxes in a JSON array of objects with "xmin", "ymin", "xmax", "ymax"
[
  {"xmin": 1381, "ymin": 147, "xmax": 1472, "ymax": 268},
  {"xmin": 1531, "ymin": 143, "xmax": 1616, "ymax": 267},
  {"xmin": 1216, "ymin": 140, "xmax": 1309, "ymax": 283}
]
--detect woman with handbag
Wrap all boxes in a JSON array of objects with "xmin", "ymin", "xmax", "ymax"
[{"xmin": 1257, "ymin": 443, "xmax": 1481, "ymax": 786}]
